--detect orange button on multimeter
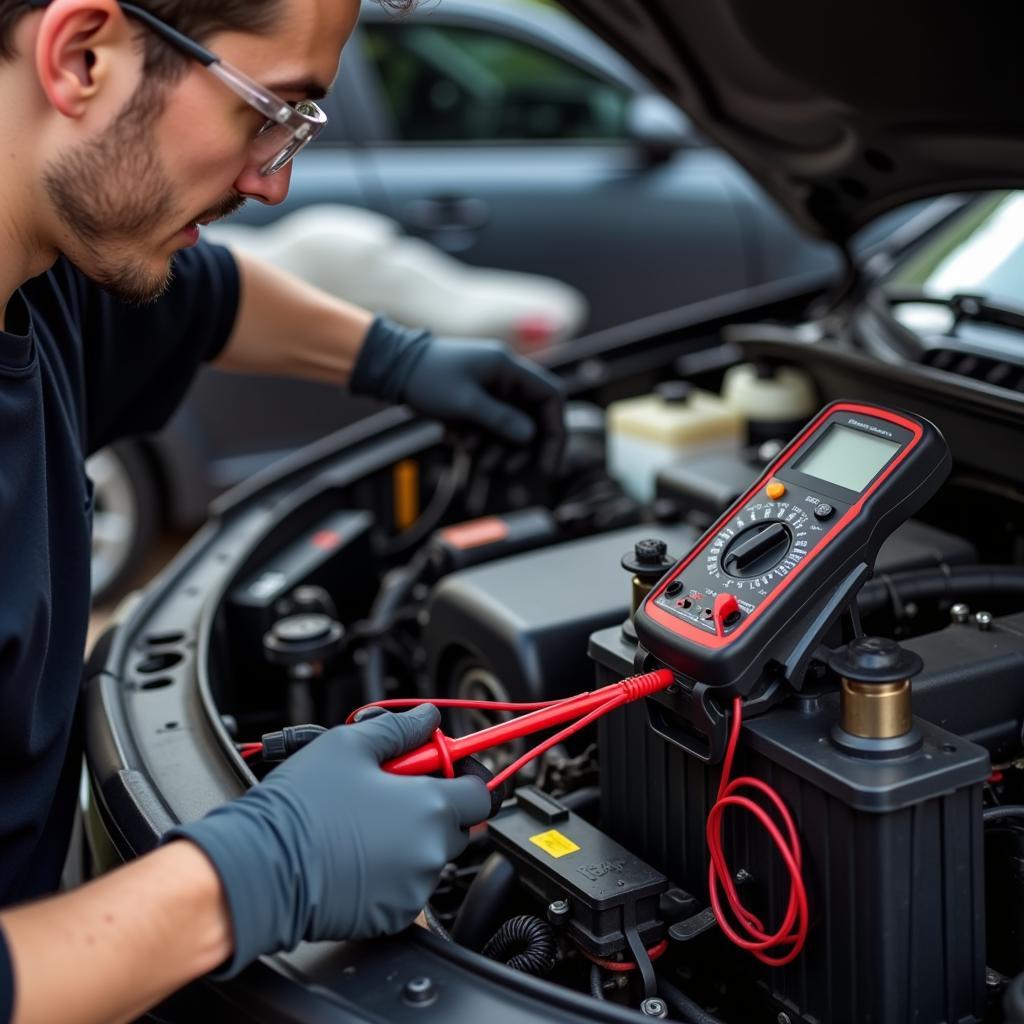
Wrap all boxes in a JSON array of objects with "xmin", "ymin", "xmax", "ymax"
[{"xmin": 635, "ymin": 401, "xmax": 951, "ymax": 698}]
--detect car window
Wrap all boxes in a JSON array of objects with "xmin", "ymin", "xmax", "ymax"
[
  {"xmin": 362, "ymin": 23, "xmax": 631, "ymax": 143},
  {"xmin": 887, "ymin": 192, "xmax": 1024, "ymax": 312}
]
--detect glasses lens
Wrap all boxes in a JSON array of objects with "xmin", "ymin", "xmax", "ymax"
[{"xmin": 253, "ymin": 101, "xmax": 326, "ymax": 177}]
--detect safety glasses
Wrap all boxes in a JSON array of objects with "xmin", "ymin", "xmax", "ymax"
[{"xmin": 29, "ymin": 0, "xmax": 328, "ymax": 176}]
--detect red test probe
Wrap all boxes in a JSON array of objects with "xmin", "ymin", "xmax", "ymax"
[{"xmin": 348, "ymin": 668, "xmax": 675, "ymax": 791}]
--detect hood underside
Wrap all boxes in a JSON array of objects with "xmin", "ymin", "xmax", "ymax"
[{"xmin": 560, "ymin": 0, "xmax": 1024, "ymax": 242}]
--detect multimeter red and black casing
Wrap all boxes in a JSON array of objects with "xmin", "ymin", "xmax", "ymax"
[{"xmin": 635, "ymin": 401, "xmax": 951, "ymax": 697}]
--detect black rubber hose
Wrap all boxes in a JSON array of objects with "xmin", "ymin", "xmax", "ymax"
[
  {"xmin": 360, "ymin": 547, "xmax": 432, "ymax": 704},
  {"xmin": 482, "ymin": 915, "xmax": 557, "ymax": 976},
  {"xmin": 983, "ymin": 805, "xmax": 1024, "ymax": 825},
  {"xmin": 559, "ymin": 785, "xmax": 600, "ymax": 819},
  {"xmin": 450, "ymin": 853, "xmax": 519, "ymax": 951},
  {"xmin": 657, "ymin": 978, "xmax": 725, "ymax": 1024},
  {"xmin": 858, "ymin": 566, "xmax": 1024, "ymax": 618},
  {"xmin": 590, "ymin": 964, "xmax": 606, "ymax": 1001}
]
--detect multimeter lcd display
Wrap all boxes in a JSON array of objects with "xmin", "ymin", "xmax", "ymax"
[{"xmin": 792, "ymin": 424, "xmax": 901, "ymax": 492}]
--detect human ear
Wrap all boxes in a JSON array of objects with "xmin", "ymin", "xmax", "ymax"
[{"xmin": 34, "ymin": 0, "xmax": 130, "ymax": 118}]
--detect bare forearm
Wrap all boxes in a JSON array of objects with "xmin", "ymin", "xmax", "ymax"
[
  {"xmin": 2, "ymin": 842, "xmax": 232, "ymax": 1024},
  {"xmin": 216, "ymin": 248, "xmax": 374, "ymax": 384}
]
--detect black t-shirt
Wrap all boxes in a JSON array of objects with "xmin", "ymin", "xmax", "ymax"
[{"xmin": 0, "ymin": 243, "xmax": 239, "ymax": 1018}]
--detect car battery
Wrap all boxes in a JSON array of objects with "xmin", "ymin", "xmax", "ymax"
[
  {"xmin": 588, "ymin": 624, "xmax": 989, "ymax": 1024},
  {"xmin": 423, "ymin": 523, "xmax": 697, "ymax": 705},
  {"xmin": 489, "ymin": 785, "xmax": 667, "ymax": 958}
]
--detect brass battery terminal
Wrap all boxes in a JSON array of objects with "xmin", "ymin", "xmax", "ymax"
[{"xmin": 829, "ymin": 636, "xmax": 924, "ymax": 757}]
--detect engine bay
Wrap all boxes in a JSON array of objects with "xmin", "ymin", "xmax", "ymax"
[{"xmin": 85, "ymin": 284, "xmax": 1024, "ymax": 1022}]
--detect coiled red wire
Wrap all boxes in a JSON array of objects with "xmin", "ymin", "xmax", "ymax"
[{"xmin": 705, "ymin": 697, "xmax": 808, "ymax": 966}]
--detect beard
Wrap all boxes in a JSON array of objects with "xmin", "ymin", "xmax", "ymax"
[{"xmin": 42, "ymin": 84, "xmax": 246, "ymax": 305}]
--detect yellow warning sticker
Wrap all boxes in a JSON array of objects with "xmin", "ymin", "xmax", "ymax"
[{"xmin": 529, "ymin": 829, "xmax": 581, "ymax": 859}]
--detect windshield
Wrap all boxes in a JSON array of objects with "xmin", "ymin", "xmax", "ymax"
[{"xmin": 885, "ymin": 192, "xmax": 1024, "ymax": 332}]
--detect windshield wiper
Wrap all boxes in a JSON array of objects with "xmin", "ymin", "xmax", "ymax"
[{"xmin": 884, "ymin": 287, "xmax": 1024, "ymax": 334}]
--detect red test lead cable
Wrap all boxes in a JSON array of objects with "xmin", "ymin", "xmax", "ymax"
[
  {"xmin": 706, "ymin": 697, "xmax": 808, "ymax": 966},
  {"xmin": 351, "ymin": 669, "xmax": 675, "ymax": 791}
]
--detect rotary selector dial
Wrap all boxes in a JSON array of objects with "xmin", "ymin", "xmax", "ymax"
[
  {"xmin": 722, "ymin": 523, "xmax": 792, "ymax": 577},
  {"xmin": 706, "ymin": 501, "xmax": 811, "ymax": 592}
]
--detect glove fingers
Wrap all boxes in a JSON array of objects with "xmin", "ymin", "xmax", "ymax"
[
  {"xmin": 353, "ymin": 704, "xmax": 441, "ymax": 761},
  {"xmin": 496, "ymin": 354, "xmax": 562, "ymax": 403},
  {"xmin": 351, "ymin": 706, "xmax": 388, "ymax": 723},
  {"xmin": 538, "ymin": 417, "xmax": 567, "ymax": 477},
  {"xmin": 470, "ymin": 391, "xmax": 537, "ymax": 444},
  {"xmin": 443, "ymin": 775, "xmax": 493, "ymax": 829},
  {"xmin": 494, "ymin": 358, "xmax": 566, "ymax": 475}
]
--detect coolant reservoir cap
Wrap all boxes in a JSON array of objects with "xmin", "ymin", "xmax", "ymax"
[
  {"xmin": 263, "ymin": 613, "xmax": 345, "ymax": 665},
  {"xmin": 722, "ymin": 363, "xmax": 817, "ymax": 422},
  {"xmin": 828, "ymin": 636, "xmax": 923, "ymax": 684},
  {"xmin": 654, "ymin": 380, "xmax": 694, "ymax": 405}
]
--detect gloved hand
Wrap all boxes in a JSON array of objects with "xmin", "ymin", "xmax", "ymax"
[
  {"xmin": 350, "ymin": 316, "xmax": 566, "ymax": 474},
  {"xmin": 165, "ymin": 705, "xmax": 489, "ymax": 977}
]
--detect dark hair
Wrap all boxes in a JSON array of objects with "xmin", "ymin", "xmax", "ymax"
[{"xmin": 0, "ymin": 1, "xmax": 418, "ymax": 76}]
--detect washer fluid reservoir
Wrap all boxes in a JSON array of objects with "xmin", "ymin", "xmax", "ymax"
[
  {"xmin": 722, "ymin": 362, "xmax": 817, "ymax": 445},
  {"xmin": 607, "ymin": 381, "xmax": 743, "ymax": 502}
]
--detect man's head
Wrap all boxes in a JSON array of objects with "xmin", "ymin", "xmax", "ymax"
[{"xmin": 0, "ymin": 0, "xmax": 408, "ymax": 303}]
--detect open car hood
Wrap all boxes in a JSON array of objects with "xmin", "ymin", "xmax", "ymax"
[{"xmin": 559, "ymin": 0, "xmax": 1024, "ymax": 243}]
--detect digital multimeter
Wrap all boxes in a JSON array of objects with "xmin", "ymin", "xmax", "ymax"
[{"xmin": 635, "ymin": 401, "xmax": 951, "ymax": 700}]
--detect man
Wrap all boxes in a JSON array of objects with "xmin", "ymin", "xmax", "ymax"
[{"xmin": 0, "ymin": 1, "xmax": 565, "ymax": 1021}]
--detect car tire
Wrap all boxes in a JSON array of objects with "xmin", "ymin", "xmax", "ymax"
[{"xmin": 87, "ymin": 443, "xmax": 160, "ymax": 606}]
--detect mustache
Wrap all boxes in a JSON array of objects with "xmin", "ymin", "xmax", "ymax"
[{"xmin": 197, "ymin": 192, "xmax": 248, "ymax": 225}]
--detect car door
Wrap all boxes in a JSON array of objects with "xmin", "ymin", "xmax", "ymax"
[{"xmin": 344, "ymin": 2, "xmax": 753, "ymax": 334}]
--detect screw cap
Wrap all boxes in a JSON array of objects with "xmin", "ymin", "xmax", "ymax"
[{"xmin": 828, "ymin": 636, "xmax": 923, "ymax": 684}]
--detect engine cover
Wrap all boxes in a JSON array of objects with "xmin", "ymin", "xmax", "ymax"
[{"xmin": 423, "ymin": 524, "xmax": 698, "ymax": 703}]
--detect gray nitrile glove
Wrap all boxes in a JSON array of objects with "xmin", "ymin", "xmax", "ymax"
[
  {"xmin": 165, "ymin": 705, "xmax": 489, "ymax": 977},
  {"xmin": 350, "ymin": 316, "xmax": 566, "ymax": 474}
]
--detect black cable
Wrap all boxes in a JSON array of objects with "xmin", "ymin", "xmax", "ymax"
[
  {"xmin": 590, "ymin": 964, "xmax": 607, "ymax": 1001},
  {"xmin": 984, "ymin": 805, "xmax": 1024, "ymax": 825},
  {"xmin": 359, "ymin": 547, "xmax": 433, "ymax": 704},
  {"xmin": 451, "ymin": 853, "xmax": 519, "ymax": 950},
  {"xmin": 482, "ymin": 915, "xmax": 557, "ymax": 976},
  {"xmin": 422, "ymin": 902, "xmax": 452, "ymax": 942},
  {"xmin": 858, "ymin": 566, "xmax": 1024, "ymax": 617},
  {"xmin": 378, "ymin": 443, "xmax": 473, "ymax": 558},
  {"xmin": 621, "ymin": 906, "xmax": 658, "ymax": 1000},
  {"xmin": 657, "ymin": 978, "xmax": 725, "ymax": 1024}
]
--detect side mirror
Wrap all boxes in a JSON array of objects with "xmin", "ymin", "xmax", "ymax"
[{"xmin": 626, "ymin": 93, "xmax": 693, "ymax": 162}]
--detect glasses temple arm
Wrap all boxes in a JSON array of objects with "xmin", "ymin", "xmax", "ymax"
[{"xmin": 118, "ymin": 1, "xmax": 218, "ymax": 67}]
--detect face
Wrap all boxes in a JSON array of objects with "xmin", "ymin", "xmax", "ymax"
[{"xmin": 42, "ymin": 0, "xmax": 359, "ymax": 304}]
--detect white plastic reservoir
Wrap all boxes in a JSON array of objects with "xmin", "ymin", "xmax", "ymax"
[{"xmin": 607, "ymin": 382, "xmax": 744, "ymax": 502}]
